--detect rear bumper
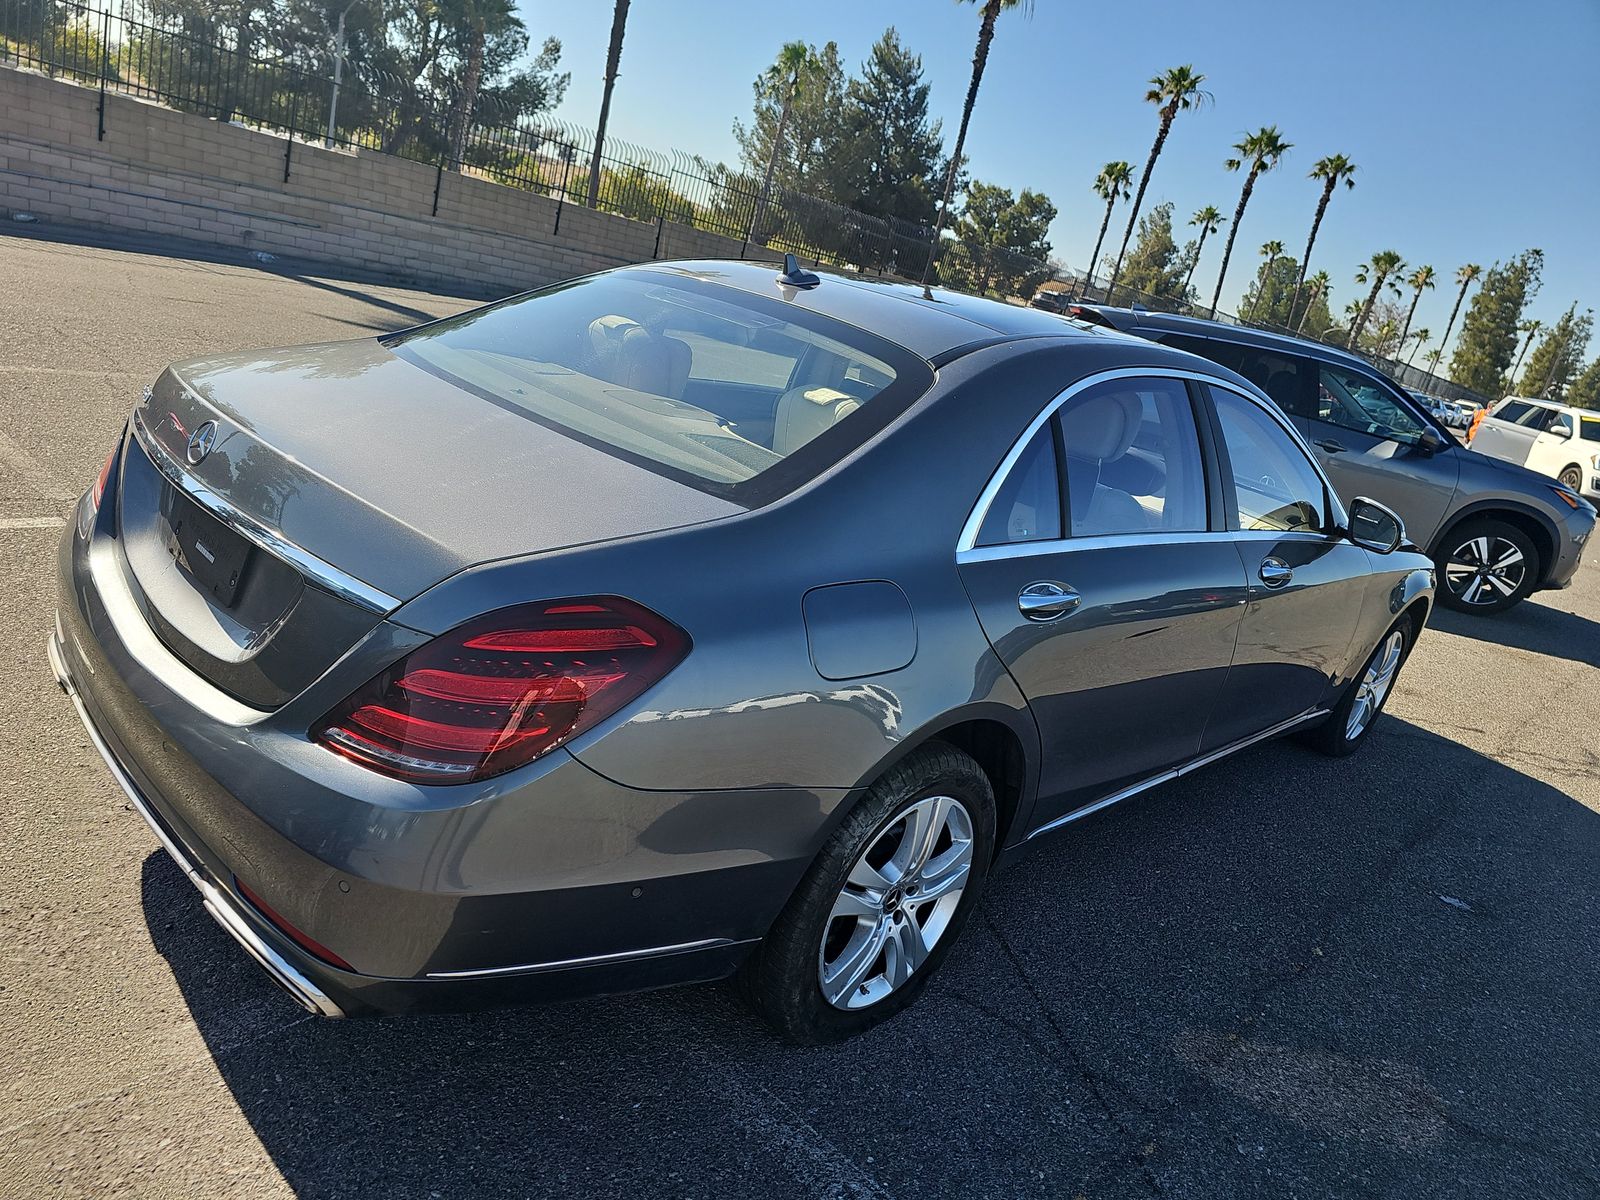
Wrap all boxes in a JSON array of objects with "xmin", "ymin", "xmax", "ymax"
[
  {"xmin": 50, "ymin": 632, "xmax": 345, "ymax": 1018},
  {"xmin": 53, "ymin": 517, "xmax": 837, "ymax": 1016}
]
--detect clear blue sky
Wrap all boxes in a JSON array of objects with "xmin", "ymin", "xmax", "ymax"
[{"xmin": 518, "ymin": 0, "xmax": 1598, "ymax": 345}]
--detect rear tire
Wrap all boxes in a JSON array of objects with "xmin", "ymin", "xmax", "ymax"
[
  {"xmin": 740, "ymin": 743, "xmax": 995, "ymax": 1044},
  {"xmin": 1301, "ymin": 614, "xmax": 1415, "ymax": 757},
  {"xmin": 1433, "ymin": 517, "xmax": 1539, "ymax": 614}
]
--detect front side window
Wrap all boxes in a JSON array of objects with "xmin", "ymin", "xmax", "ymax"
[
  {"xmin": 1210, "ymin": 386, "xmax": 1327, "ymax": 533},
  {"xmin": 1059, "ymin": 378, "xmax": 1207, "ymax": 537},
  {"xmin": 1514, "ymin": 405, "xmax": 1559, "ymax": 431},
  {"xmin": 976, "ymin": 425, "xmax": 1061, "ymax": 546},
  {"xmin": 1580, "ymin": 415, "xmax": 1600, "ymax": 443},
  {"xmin": 387, "ymin": 270, "xmax": 928, "ymax": 502},
  {"xmin": 1317, "ymin": 365, "xmax": 1428, "ymax": 444}
]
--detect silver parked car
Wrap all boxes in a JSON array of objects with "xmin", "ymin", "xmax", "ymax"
[{"xmin": 53, "ymin": 260, "xmax": 1433, "ymax": 1042}]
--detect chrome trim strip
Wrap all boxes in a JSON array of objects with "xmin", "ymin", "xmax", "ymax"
[
  {"xmin": 1024, "ymin": 706, "xmax": 1329, "ymax": 842},
  {"xmin": 130, "ymin": 409, "xmax": 400, "ymax": 614},
  {"xmin": 425, "ymin": 938, "xmax": 738, "ymax": 980},
  {"xmin": 956, "ymin": 366, "xmax": 1348, "ymax": 557},
  {"xmin": 959, "ymin": 527, "xmax": 1340, "ymax": 565},
  {"xmin": 48, "ymin": 632, "xmax": 345, "ymax": 1018}
]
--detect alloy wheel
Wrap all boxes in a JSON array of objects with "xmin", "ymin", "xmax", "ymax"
[
  {"xmin": 1346, "ymin": 629, "xmax": 1406, "ymax": 740},
  {"xmin": 1442, "ymin": 534, "xmax": 1528, "ymax": 607},
  {"xmin": 1559, "ymin": 466, "xmax": 1583, "ymax": 492},
  {"xmin": 818, "ymin": 795, "xmax": 974, "ymax": 1010}
]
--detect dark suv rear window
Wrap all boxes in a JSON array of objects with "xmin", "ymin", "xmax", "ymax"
[{"xmin": 388, "ymin": 269, "xmax": 931, "ymax": 504}]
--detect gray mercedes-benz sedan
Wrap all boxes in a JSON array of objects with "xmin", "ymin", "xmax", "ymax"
[{"xmin": 51, "ymin": 259, "xmax": 1433, "ymax": 1043}]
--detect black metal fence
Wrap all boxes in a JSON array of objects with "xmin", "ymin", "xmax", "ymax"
[
  {"xmin": 0, "ymin": 0, "xmax": 937, "ymax": 275},
  {"xmin": 0, "ymin": 0, "xmax": 1482, "ymax": 401}
]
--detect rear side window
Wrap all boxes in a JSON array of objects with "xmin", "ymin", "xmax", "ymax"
[
  {"xmin": 1159, "ymin": 335, "xmax": 1312, "ymax": 418},
  {"xmin": 1060, "ymin": 378, "xmax": 1207, "ymax": 536},
  {"xmin": 1208, "ymin": 386, "xmax": 1327, "ymax": 534},
  {"xmin": 1493, "ymin": 401, "xmax": 1534, "ymax": 424},
  {"xmin": 977, "ymin": 425, "xmax": 1061, "ymax": 546},
  {"xmin": 387, "ymin": 270, "xmax": 930, "ymax": 504}
]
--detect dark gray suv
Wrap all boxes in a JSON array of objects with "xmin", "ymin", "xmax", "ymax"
[{"xmin": 1077, "ymin": 307, "xmax": 1595, "ymax": 613}]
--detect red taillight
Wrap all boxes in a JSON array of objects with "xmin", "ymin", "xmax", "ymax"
[
  {"xmin": 234, "ymin": 876, "xmax": 354, "ymax": 971},
  {"xmin": 89, "ymin": 445, "xmax": 116, "ymax": 510},
  {"xmin": 312, "ymin": 596, "xmax": 690, "ymax": 784}
]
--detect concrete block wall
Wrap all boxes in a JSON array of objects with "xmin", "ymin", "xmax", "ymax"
[{"xmin": 0, "ymin": 66, "xmax": 783, "ymax": 293}]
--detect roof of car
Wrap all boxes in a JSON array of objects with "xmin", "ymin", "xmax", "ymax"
[
  {"xmin": 1071, "ymin": 304, "xmax": 1380, "ymax": 373},
  {"xmin": 640, "ymin": 260, "xmax": 1110, "ymax": 359}
]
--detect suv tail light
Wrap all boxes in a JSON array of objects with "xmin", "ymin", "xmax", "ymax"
[{"xmin": 313, "ymin": 596, "xmax": 690, "ymax": 784}]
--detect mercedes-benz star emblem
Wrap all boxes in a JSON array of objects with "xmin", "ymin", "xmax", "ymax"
[{"xmin": 186, "ymin": 420, "xmax": 218, "ymax": 465}]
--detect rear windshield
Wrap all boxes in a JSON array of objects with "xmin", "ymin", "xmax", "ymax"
[{"xmin": 387, "ymin": 269, "xmax": 930, "ymax": 503}]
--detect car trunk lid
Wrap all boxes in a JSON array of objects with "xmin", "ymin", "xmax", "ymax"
[{"xmin": 115, "ymin": 341, "xmax": 740, "ymax": 707}]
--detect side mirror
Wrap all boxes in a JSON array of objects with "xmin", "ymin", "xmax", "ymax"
[
  {"xmin": 1417, "ymin": 426, "xmax": 1447, "ymax": 454},
  {"xmin": 1550, "ymin": 419, "xmax": 1574, "ymax": 439},
  {"xmin": 1347, "ymin": 496, "xmax": 1405, "ymax": 554}
]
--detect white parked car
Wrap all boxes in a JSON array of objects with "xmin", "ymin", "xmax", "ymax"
[{"xmin": 1470, "ymin": 396, "xmax": 1600, "ymax": 501}]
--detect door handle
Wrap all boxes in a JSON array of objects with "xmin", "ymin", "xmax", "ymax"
[
  {"xmin": 1018, "ymin": 580, "xmax": 1081, "ymax": 621},
  {"xmin": 1314, "ymin": 438, "xmax": 1347, "ymax": 454},
  {"xmin": 1258, "ymin": 557, "xmax": 1293, "ymax": 589}
]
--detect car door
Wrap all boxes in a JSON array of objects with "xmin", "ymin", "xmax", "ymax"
[
  {"xmin": 1526, "ymin": 408, "xmax": 1578, "ymax": 481},
  {"xmin": 1199, "ymin": 382, "xmax": 1369, "ymax": 751},
  {"xmin": 1471, "ymin": 400, "xmax": 1550, "ymax": 467},
  {"xmin": 1286, "ymin": 361, "xmax": 1461, "ymax": 551},
  {"xmin": 956, "ymin": 373, "xmax": 1250, "ymax": 825}
]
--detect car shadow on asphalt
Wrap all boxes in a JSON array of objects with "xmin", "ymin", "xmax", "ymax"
[
  {"xmin": 139, "ymin": 717, "xmax": 1600, "ymax": 1198},
  {"xmin": 1430, "ymin": 600, "xmax": 1600, "ymax": 669}
]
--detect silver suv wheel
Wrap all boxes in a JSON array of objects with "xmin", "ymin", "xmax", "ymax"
[{"xmin": 1443, "ymin": 533, "xmax": 1528, "ymax": 606}]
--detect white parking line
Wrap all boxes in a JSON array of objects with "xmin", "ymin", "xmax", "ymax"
[
  {"xmin": 0, "ymin": 516, "xmax": 65, "ymax": 529},
  {"xmin": 0, "ymin": 428, "xmax": 73, "ymax": 501}
]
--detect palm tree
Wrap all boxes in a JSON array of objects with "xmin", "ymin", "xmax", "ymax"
[
  {"xmin": 1246, "ymin": 239, "xmax": 1285, "ymax": 322},
  {"xmin": 1398, "ymin": 264, "xmax": 1436, "ymax": 349},
  {"xmin": 1406, "ymin": 327, "xmax": 1431, "ymax": 368},
  {"xmin": 1291, "ymin": 153, "xmax": 1357, "ymax": 315},
  {"xmin": 1510, "ymin": 319, "xmax": 1542, "ymax": 390},
  {"xmin": 1348, "ymin": 250, "xmax": 1405, "ymax": 348},
  {"xmin": 446, "ymin": 0, "xmax": 515, "ymax": 169},
  {"xmin": 1085, "ymin": 161, "xmax": 1133, "ymax": 292},
  {"xmin": 1297, "ymin": 269, "xmax": 1331, "ymax": 335},
  {"xmin": 750, "ymin": 41, "xmax": 822, "ymax": 243},
  {"xmin": 921, "ymin": 0, "xmax": 1032, "ymax": 286},
  {"xmin": 1209, "ymin": 126, "xmax": 1292, "ymax": 318},
  {"xmin": 586, "ymin": 0, "xmax": 631, "ymax": 208},
  {"xmin": 1341, "ymin": 298, "xmax": 1365, "ymax": 341},
  {"xmin": 1437, "ymin": 263, "xmax": 1483, "ymax": 364},
  {"xmin": 1108, "ymin": 65, "xmax": 1210, "ymax": 296},
  {"xmin": 1181, "ymin": 205, "xmax": 1224, "ymax": 298}
]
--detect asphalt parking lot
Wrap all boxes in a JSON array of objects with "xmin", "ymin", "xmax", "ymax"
[{"xmin": 2, "ymin": 230, "xmax": 1598, "ymax": 1199}]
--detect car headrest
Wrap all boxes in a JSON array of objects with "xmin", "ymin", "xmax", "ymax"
[
  {"xmin": 1062, "ymin": 391, "xmax": 1142, "ymax": 462},
  {"xmin": 772, "ymin": 385, "xmax": 861, "ymax": 455}
]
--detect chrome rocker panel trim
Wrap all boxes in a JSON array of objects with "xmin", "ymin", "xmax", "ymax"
[
  {"xmin": 424, "ymin": 938, "xmax": 740, "ymax": 980},
  {"xmin": 1025, "ymin": 706, "xmax": 1329, "ymax": 842},
  {"xmin": 48, "ymin": 630, "xmax": 346, "ymax": 1018}
]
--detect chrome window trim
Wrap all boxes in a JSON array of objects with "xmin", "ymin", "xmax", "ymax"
[
  {"xmin": 956, "ymin": 366, "xmax": 1347, "ymax": 561},
  {"xmin": 131, "ymin": 409, "xmax": 400, "ymax": 614},
  {"xmin": 958, "ymin": 527, "xmax": 1333, "ymax": 565},
  {"xmin": 1024, "ymin": 706, "xmax": 1328, "ymax": 842}
]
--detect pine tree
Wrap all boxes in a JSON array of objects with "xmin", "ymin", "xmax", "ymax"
[
  {"xmin": 1568, "ymin": 358, "xmax": 1600, "ymax": 409},
  {"xmin": 1518, "ymin": 304, "xmax": 1594, "ymax": 400},
  {"xmin": 1449, "ymin": 250, "xmax": 1544, "ymax": 395},
  {"xmin": 1118, "ymin": 202, "xmax": 1199, "ymax": 309},
  {"xmin": 824, "ymin": 28, "xmax": 945, "ymax": 224}
]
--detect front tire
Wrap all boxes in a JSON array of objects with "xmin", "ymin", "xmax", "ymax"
[
  {"xmin": 741, "ymin": 743, "xmax": 996, "ymax": 1044},
  {"xmin": 1559, "ymin": 464, "xmax": 1583, "ymax": 492},
  {"xmin": 1301, "ymin": 615, "xmax": 1415, "ymax": 757},
  {"xmin": 1434, "ymin": 517, "xmax": 1539, "ymax": 614}
]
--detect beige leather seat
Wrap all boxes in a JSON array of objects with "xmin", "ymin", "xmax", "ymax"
[
  {"xmin": 772, "ymin": 385, "xmax": 860, "ymax": 455},
  {"xmin": 586, "ymin": 316, "xmax": 691, "ymax": 398},
  {"xmin": 1060, "ymin": 391, "xmax": 1151, "ymax": 535}
]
